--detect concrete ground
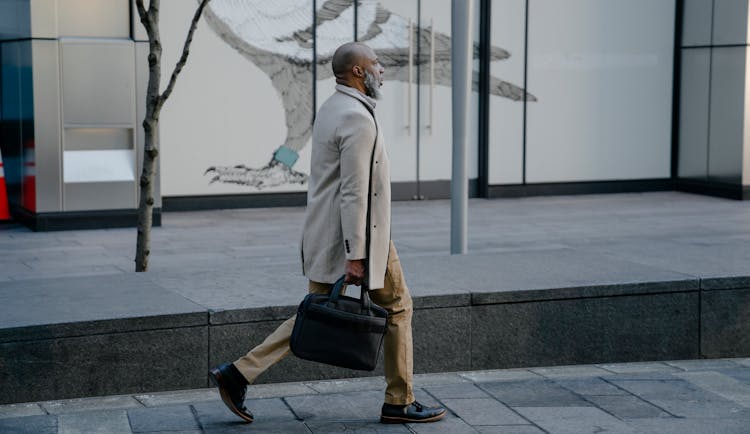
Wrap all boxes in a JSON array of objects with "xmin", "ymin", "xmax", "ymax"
[
  {"xmin": 2, "ymin": 191, "xmax": 750, "ymax": 282},
  {"xmin": 1, "ymin": 358, "xmax": 750, "ymax": 433}
]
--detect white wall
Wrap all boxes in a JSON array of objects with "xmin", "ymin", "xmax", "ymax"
[{"xmin": 525, "ymin": 0, "xmax": 675, "ymax": 183}]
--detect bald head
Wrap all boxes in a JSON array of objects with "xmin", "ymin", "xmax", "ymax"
[
  {"xmin": 332, "ymin": 42, "xmax": 371, "ymax": 78},
  {"xmin": 331, "ymin": 42, "xmax": 384, "ymax": 98}
]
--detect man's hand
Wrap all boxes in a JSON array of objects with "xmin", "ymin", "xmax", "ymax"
[{"xmin": 345, "ymin": 259, "xmax": 366, "ymax": 286}]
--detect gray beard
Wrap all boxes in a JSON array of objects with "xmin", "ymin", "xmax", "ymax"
[{"xmin": 364, "ymin": 70, "xmax": 382, "ymax": 100}]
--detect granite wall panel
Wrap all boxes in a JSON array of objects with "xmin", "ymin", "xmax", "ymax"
[
  {"xmin": 470, "ymin": 292, "xmax": 699, "ymax": 369},
  {"xmin": 412, "ymin": 306, "xmax": 472, "ymax": 373},
  {"xmin": 0, "ymin": 326, "xmax": 208, "ymax": 404},
  {"xmin": 701, "ymin": 288, "xmax": 750, "ymax": 358}
]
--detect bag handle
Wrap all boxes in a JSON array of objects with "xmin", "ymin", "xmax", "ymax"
[{"xmin": 329, "ymin": 275, "xmax": 373, "ymax": 312}]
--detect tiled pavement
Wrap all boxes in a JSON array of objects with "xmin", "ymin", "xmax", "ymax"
[{"xmin": 2, "ymin": 358, "xmax": 750, "ymax": 433}]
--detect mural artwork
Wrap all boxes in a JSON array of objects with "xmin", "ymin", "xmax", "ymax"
[{"xmin": 202, "ymin": 0, "xmax": 535, "ymax": 189}]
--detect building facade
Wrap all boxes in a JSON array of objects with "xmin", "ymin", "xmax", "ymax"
[{"xmin": 0, "ymin": 0, "xmax": 747, "ymax": 230}]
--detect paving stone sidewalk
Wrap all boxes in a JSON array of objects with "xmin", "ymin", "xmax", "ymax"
[{"xmin": 2, "ymin": 358, "xmax": 750, "ymax": 433}]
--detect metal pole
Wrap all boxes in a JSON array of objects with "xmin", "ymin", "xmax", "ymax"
[{"xmin": 451, "ymin": 0, "xmax": 472, "ymax": 254}]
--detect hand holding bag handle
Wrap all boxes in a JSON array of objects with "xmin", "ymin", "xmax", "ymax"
[{"xmin": 327, "ymin": 275, "xmax": 373, "ymax": 313}]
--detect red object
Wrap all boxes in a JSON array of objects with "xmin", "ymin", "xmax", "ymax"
[
  {"xmin": 22, "ymin": 139, "xmax": 36, "ymax": 212},
  {"xmin": 0, "ymin": 149, "xmax": 10, "ymax": 221}
]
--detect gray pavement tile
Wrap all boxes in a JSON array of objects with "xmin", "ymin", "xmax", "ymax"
[
  {"xmin": 135, "ymin": 431, "xmax": 201, "ymax": 434},
  {"xmin": 0, "ymin": 402, "xmax": 45, "ymax": 419},
  {"xmin": 475, "ymin": 426, "xmax": 545, "ymax": 434},
  {"xmin": 609, "ymin": 378, "xmax": 750, "ymax": 418},
  {"xmin": 192, "ymin": 399, "xmax": 302, "ymax": 433},
  {"xmin": 0, "ymin": 259, "xmax": 31, "ymax": 274},
  {"xmin": 605, "ymin": 379, "xmax": 694, "ymax": 400},
  {"xmin": 716, "ymin": 367, "xmax": 750, "ymax": 384},
  {"xmin": 413, "ymin": 372, "xmax": 470, "ymax": 387},
  {"xmin": 0, "ymin": 414, "xmax": 57, "ymax": 434},
  {"xmin": 0, "ymin": 273, "xmax": 205, "ymax": 338},
  {"xmin": 583, "ymin": 236, "xmax": 750, "ymax": 279},
  {"xmin": 424, "ymin": 383, "xmax": 492, "ymax": 399},
  {"xmin": 584, "ymin": 395, "xmax": 671, "ymax": 419},
  {"xmin": 284, "ymin": 390, "xmax": 383, "ymax": 421},
  {"xmin": 478, "ymin": 379, "xmax": 591, "ymax": 407},
  {"xmin": 127, "ymin": 405, "xmax": 199, "ymax": 432},
  {"xmin": 625, "ymin": 417, "xmax": 750, "ymax": 434},
  {"xmin": 41, "ymin": 395, "xmax": 143, "ymax": 414},
  {"xmin": 513, "ymin": 406, "xmax": 638, "ymax": 434},
  {"xmin": 600, "ymin": 371, "xmax": 682, "ymax": 381},
  {"xmin": 306, "ymin": 420, "xmax": 411, "ymax": 433},
  {"xmin": 597, "ymin": 361, "xmax": 680, "ymax": 374},
  {"xmin": 245, "ymin": 382, "xmax": 318, "ymax": 399},
  {"xmin": 21, "ymin": 254, "xmax": 122, "ymax": 269},
  {"xmin": 407, "ymin": 413, "xmax": 478, "ymax": 433},
  {"xmin": 553, "ymin": 378, "xmax": 629, "ymax": 396},
  {"xmin": 306, "ymin": 377, "xmax": 385, "ymax": 394},
  {"xmin": 531, "ymin": 365, "xmax": 612, "ymax": 379},
  {"xmin": 134, "ymin": 389, "xmax": 220, "ymax": 407},
  {"xmin": 458, "ymin": 369, "xmax": 541, "ymax": 383},
  {"xmin": 0, "ymin": 244, "xmax": 110, "ymax": 256},
  {"xmin": 440, "ymin": 398, "xmax": 528, "ymax": 426},
  {"xmin": 150, "ymin": 264, "xmax": 309, "ymax": 315},
  {"xmin": 407, "ymin": 249, "xmax": 693, "ymax": 303},
  {"xmin": 672, "ymin": 371, "xmax": 750, "ymax": 407},
  {"xmin": 58, "ymin": 409, "xmax": 131, "ymax": 434},
  {"xmin": 211, "ymin": 419, "xmax": 309, "ymax": 434},
  {"xmin": 244, "ymin": 397, "xmax": 299, "ymax": 420},
  {"xmin": 664, "ymin": 359, "xmax": 743, "ymax": 371},
  {"xmin": 5, "ymin": 266, "xmax": 128, "ymax": 281}
]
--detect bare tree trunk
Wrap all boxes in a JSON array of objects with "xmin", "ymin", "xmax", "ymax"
[{"xmin": 135, "ymin": 0, "xmax": 211, "ymax": 272}]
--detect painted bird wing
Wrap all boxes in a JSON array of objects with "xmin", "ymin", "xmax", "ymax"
[
  {"xmin": 206, "ymin": 0, "xmax": 416, "ymax": 63},
  {"xmin": 206, "ymin": 0, "xmax": 316, "ymax": 63}
]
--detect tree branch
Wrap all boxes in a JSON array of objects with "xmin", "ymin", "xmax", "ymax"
[
  {"xmin": 135, "ymin": 0, "xmax": 151, "ymax": 32},
  {"xmin": 158, "ymin": 0, "xmax": 211, "ymax": 107},
  {"xmin": 135, "ymin": 0, "xmax": 148, "ymax": 20}
]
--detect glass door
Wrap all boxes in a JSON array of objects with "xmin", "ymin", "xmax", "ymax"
[{"xmin": 417, "ymin": 0, "xmax": 455, "ymax": 197}]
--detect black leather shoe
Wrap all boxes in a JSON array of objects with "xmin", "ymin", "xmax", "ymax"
[
  {"xmin": 380, "ymin": 401, "xmax": 447, "ymax": 424},
  {"xmin": 209, "ymin": 363, "xmax": 254, "ymax": 423}
]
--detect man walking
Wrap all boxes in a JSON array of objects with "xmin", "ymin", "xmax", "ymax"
[{"xmin": 209, "ymin": 42, "xmax": 446, "ymax": 425}]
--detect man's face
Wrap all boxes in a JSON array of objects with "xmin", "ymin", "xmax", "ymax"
[{"xmin": 361, "ymin": 48, "xmax": 385, "ymax": 99}]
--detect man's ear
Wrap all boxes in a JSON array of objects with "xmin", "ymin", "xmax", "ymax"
[{"xmin": 353, "ymin": 65, "xmax": 363, "ymax": 77}]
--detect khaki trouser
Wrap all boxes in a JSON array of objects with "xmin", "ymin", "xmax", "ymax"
[{"xmin": 233, "ymin": 241, "xmax": 415, "ymax": 405}]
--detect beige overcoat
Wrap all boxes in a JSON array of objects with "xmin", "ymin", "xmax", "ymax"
[{"xmin": 301, "ymin": 84, "xmax": 392, "ymax": 289}]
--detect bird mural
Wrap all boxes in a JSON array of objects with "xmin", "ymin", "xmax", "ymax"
[{"xmin": 202, "ymin": 0, "xmax": 536, "ymax": 189}]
